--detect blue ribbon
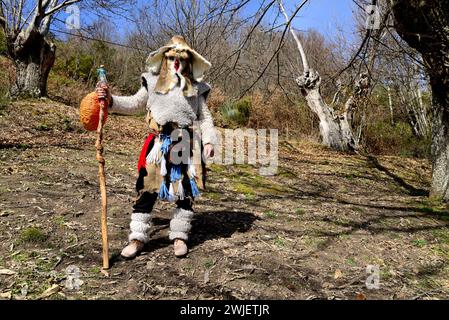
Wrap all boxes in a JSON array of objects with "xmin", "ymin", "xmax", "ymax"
[{"xmin": 160, "ymin": 134, "xmax": 171, "ymax": 155}]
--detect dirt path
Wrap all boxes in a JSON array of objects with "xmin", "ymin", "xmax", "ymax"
[{"xmin": 1, "ymin": 100, "xmax": 448, "ymax": 300}]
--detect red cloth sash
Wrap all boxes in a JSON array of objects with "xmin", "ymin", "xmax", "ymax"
[{"xmin": 137, "ymin": 134, "xmax": 155, "ymax": 172}]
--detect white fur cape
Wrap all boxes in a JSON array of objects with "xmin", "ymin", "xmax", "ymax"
[{"xmin": 110, "ymin": 73, "xmax": 217, "ymax": 146}]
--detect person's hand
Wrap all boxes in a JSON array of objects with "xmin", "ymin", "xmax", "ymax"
[
  {"xmin": 96, "ymin": 82, "xmax": 111, "ymax": 102},
  {"xmin": 204, "ymin": 143, "xmax": 214, "ymax": 159}
]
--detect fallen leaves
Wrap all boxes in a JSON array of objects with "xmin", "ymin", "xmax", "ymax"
[
  {"xmin": 334, "ymin": 269, "xmax": 343, "ymax": 279},
  {"xmin": 101, "ymin": 269, "xmax": 110, "ymax": 277},
  {"xmin": 38, "ymin": 285, "xmax": 60, "ymax": 299},
  {"xmin": 356, "ymin": 292, "xmax": 367, "ymax": 300},
  {"xmin": 0, "ymin": 268, "xmax": 16, "ymax": 275},
  {"xmin": 0, "ymin": 292, "xmax": 12, "ymax": 300},
  {"xmin": 0, "ymin": 211, "xmax": 12, "ymax": 217}
]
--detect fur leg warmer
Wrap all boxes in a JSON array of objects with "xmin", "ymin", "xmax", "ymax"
[
  {"xmin": 129, "ymin": 212, "xmax": 152, "ymax": 243},
  {"xmin": 169, "ymin": 208, "xmax": 194, "ymax": 241}
]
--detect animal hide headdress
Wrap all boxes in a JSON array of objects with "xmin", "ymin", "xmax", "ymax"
[{"xmin": 146, "ymin": 35, "xmax": 212, "ymax": 97}]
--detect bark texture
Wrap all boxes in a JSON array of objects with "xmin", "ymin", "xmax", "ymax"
[
  {"xmin": 11, "ymin": 31, "xmax": 55, "ymax": 97},
  {"xmin": 391, "ymin": 0, "xmax": 449, "ymax": 200},
  {"xmin": 279, "ymin": 0, "xmax": 359, "ymax": 152},
  {"xmin": 1, "ymin": 1, "xmax": 75, "ymax": 98},
  {"xmin": 296, "ymin": 70, "xmax": 356, "ymax": 152}
]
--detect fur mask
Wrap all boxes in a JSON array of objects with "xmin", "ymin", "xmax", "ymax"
[{"xmin": 146, "ymin": 36, "xmax": 212, "ymax": 97}]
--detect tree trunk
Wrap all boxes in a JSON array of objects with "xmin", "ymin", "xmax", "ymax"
[
  {"xmin": 387, "ymin": 86, "xmax": 395, "ymax": 125},
  {"xmin": 429, "ymin": 78, "xmax": 449, "ymax": 200},
  {"xmin": 279, "ymin": 0, "xmax": 358, "ymax": 152},
  {"xmin": 10, "ymin": 35, "xmax": 55, "ymax": 98},
  {"xmin": 306, "ymin": 89, "xmax": 351, "ymax": 150},
  {"xmin": 296, "ymin": 70, "xmax": 356, "ymax": 152},
  {"xmin": 415, "ymin": 86, "xmax": 429, "ymax": 135},
  {"xmin": 390, "ymin": 0, "xmax": 449, "ymax": 200}
]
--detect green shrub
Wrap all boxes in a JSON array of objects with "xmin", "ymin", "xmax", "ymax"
[
  {"xmin": 264, "ymin": 211, "xmax": 278, "ymax": 219},
  {"xmin": 48, "ymin": 72, "xmax": 78, "ymax": 87},
  {"xmin": 20, "ymin": 227, "xmax": 48, "ymax": 243},
  {"xmin": 220, "ymin": 96, "xmax": 251, "ymax": 126},
  {"xmin": 364, "ymin": 121, "xmax": 430, "ymax": 158},
  {"xmin": 66, "ymin": 54, "xmax": 95, "ymax": 81},
  {"xmin": 35, "ymin": 123, "xmax": 51, "ymax": 131}
]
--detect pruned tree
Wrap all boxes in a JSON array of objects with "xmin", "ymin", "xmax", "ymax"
[
  {"xmin": 0, "ymin": 0, "xmax": 132, "ymax": 98},
  {"xmin": 388, "ymin": 0, "xmax": 449, "ymax": 200},
  {"xmin": 278, "ymin": 0, "xmax": 373, "ymax": 152}
]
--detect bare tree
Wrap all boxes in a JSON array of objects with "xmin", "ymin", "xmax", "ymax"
[
  {"xmin": 0, "ymin": 0, "xmax": 132, "ymax": 98},
  {"xmin": 278, "ymin": 0, "xmax": 373, "ymax": 152}
]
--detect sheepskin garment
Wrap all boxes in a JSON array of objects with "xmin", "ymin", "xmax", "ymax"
[{"xmin": 110, "ymin": 72, "xmax": 217, "ymax": 146}]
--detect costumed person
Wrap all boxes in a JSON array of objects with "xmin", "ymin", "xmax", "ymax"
[{"xmin": 80, "ymin": 35, "xmax": 217, "ymax": 258}]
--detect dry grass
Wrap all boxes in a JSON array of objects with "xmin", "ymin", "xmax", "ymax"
[{"xmin": 248, "ymin": 88, "xmax": 315, "ymax": 138}]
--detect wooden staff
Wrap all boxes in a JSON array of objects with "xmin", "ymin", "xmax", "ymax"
[{"xmin": 95, "ymin": 66, "xmax": 109, "ymax": 272}]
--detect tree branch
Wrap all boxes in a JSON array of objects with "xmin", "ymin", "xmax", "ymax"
[
  {"xmin": 38, "ymin": 0, "xmax": 45, "ymax": 16},
  {"xmin": 14, "ymin": 0, "xmax": 24, "ymax": 30},
  {"xmin": 44, "ymin": 0, "xmax": 81, "ymax": 17},
  {"xmin": 17, "ymin": 4, "xmax": 39, "ymax": 34},
  {"xmin": 278, "ymin": 0, "xmax": 310, "ymax": 73},
  {"xmin": 0, "ymin": 0, "xmax": 8, "ymax": 31},
  {"xmin": 334, "ymin": 0, "xmax": 379, "ymax": 80},
  {"xmin": 0, "ymin": 14, "xmax": 5, "ymax": 30}
]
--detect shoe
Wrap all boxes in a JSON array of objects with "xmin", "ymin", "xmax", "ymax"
[
  {"xmin": 174, "ymin": 239, "xmax": 188, "ymax": 257},
  {"xmin": 121, "ymin": 240, "xmax": 145, "ymax": 259}
]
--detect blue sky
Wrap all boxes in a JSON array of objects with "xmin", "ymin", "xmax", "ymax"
[
  {"xmin": 54, "ymin": 0, "xmax": 358, "ymax": 44},
  {"xmin": 284, "ymin": 0, "xmax": 356, "ymax": 40},
  {"xmin": 251, "ymin": 0, "xmax": 358, "ymax": 42}
]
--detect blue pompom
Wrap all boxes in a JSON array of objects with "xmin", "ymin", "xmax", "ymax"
[
  {"xmin": 159, "ymin": 181, "xmax": 169, "ymax": 200},
  {"xmin": 170, "ymin": 165, "xmax": 182, "ymax": 182},
  {"xmin": 190, "ymin": 178, "xmax": 200, "ymax": 197}
]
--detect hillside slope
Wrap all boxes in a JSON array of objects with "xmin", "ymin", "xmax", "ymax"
[{"xmin": 0, "ymin": 99, "xmax": 448, "ymax": 300}]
